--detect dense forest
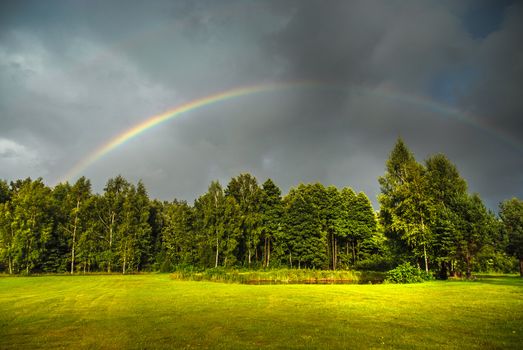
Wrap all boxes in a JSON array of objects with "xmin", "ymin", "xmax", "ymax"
[{"xmin": 0, "ymin": 139, "xmax": 522, "ymax": 277}]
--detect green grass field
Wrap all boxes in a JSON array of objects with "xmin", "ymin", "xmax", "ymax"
[{"xmin": 1, "ymin": 274, "xmax": 522, "ymax": 349}]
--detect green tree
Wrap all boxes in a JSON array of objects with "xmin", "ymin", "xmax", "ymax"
[
  {"xmin": 425, "ymin": 154, "xmax": 468, "ymax": 278},
  {"xmin": 341, "ymin": 190, "xmax": 377, "ymax": 265},
  {"xmin": 456, "ymin": 194, "xmax": 493, "ymax": 278},
  {"xmin": 117, "ymin": 181, "xmax": 151, "ymax": 274},
  {"xmin": 379, "ymin": 138, "xmax": 434, "ymax": 272},
  {"xmin": 75, "ymin": 195, "xmax": 100, "ymax": 273},
  {"xmin": 222, "ymin": 196, "xmax": 241, "ymax": 267},
  {"xmin": 323, "ymin": 186, "xmax": 342, "ymax": 270},
  {"xmin": 500, "ymin": 198, "xmax": 523, "ymax": 276},
  {"xmin": 0, "ymin": 180, "xmax": 9, "ymax": 203},
  {"xmin": 9, "ymin": 178, "xmax": 54, "ymax": 274},
  {"xmin": 225, "ymin": 173, "xmax": 263, "ymax": 267},
  {"xmin": 283, "ymin": 184, "xmax": 328, "ymax": 269},
  {"xmin": 161, "ymin": 200, "xmax": 194, "ymax": 269},
  {"xmin": 194, "ymin": 181, "xmax": 227, "ymax": 268},
  {"xmin": 260, "ymin": 179, "xmax": 283, "ymax": 268},
  {"xmin": 0, "ymin": 199, "xmax": 14, "ymax": 273},
  {"xmin": 53, "ymin": 177, "xmax": 93, "ymax": 274},
  {"xmin": 98, "ymin": 175, "xmax": 130, "ymax": 273},
  {"xmin": 149, "ymin": 199, "xmax": 166, "ymax": 269},
  {"xmin": 0, "ymin": 180, "xmax": 13, "ymax": 273}
]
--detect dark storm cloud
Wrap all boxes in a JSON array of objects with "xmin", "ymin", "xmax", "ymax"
[
  {"xmin": 0, "ymin": 0, "xmax": 521, "ymax": 210},
  {"xmin": 263, "ymin": 0, "xmax": 522, "ymax": 208}
]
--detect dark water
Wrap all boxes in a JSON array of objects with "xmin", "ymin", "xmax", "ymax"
[{"xmin": 244, "ymin": 279, "xmax": 383, "ymax": 285}]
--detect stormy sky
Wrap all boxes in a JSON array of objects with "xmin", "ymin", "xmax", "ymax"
[{"xmin": 1, "ymin": 0, "xmax": 522, "ymax": 210}]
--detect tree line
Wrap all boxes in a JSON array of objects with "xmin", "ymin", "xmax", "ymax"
[{"xmin": 0, "ymin": 139, "xmax": 521, "ymax": 277}]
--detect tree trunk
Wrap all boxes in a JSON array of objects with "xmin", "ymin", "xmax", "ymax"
[
  {"xmin": 334, "ymin": 236, "xmax": 337, "ymax": 270},
  {"xmin": 123, "ymin": 252, "xmax": 127, "ymax": 274},
  {"xmin": 351, "ymin": 241, "xmax": 356, "ymax": 264},
  {"xmin": 215, "ymin": 236, "xmax": 219, "ymax": 268},
  {"xmin": 8, "ymin": 256, "xmax": 12, "ymax": 275},
  {"xmin": 423, "ymin": 243, "xmax": 429, "ymax": 273},
  {"xmin": 108, "ymin": 212, "xmax": 115, "ymax": 273},
  {"xmin": 331, "ymin": 233, "xmax": 336, "ymax": 270},
  {"xmin": 263, "ymin": 237, "xmax": 267, "ymax": 267},
  {"xmin": 465, "ymin": 253, "xmax": 472, "ymax": 279},
  {"xmin": 519, "ymin": 258, "xmax": 523, "ymax": 277},
  {"xmin": 248, "ymin": 248, "xmax": 252, "ymax": 267},
  {"xmin": 71, "ymin": 199, "xmax": 80, "ymax": 274},
  {"xmin": 26, "ymin": 238, "xmax": 31, "ymax": 274},
  {"xmin": 420, "ymin": 217, "xmax": 429, "ymax": 273},
  {"xmin": 267, "ymin": 238, "xmax": 271, "ymax": 268},
  {"xmin": 439, "ymin": 261, "xmax": 448, "ymax": 280}
]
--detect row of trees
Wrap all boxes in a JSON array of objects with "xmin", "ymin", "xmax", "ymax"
[
  {"xmin": 0, "ymin": 139, "xmax": 521, "ymax": 276},
  {"xmin": 0, "ymin": 173, "xmax": 379, "ymax": 274}
]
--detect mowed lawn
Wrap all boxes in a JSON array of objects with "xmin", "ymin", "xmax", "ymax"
[{"xmin": 0, "ymin": 274, "xmax": 522, "ymax": 349}]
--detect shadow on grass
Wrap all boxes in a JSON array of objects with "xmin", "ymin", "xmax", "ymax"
[{"xmin": 471, "ymin": 275, "xmax": 523, "ymax": 287}]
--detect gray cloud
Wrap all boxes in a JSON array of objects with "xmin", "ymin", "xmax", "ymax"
[{"xmin": 0, "ymin": 0, "xmax": 521, "ymax": 210}]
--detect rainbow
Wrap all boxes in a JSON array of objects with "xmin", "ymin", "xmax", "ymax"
[
  {"xmin": 59, "ymin": 81, "xmax": 316, "ymax": 183},
  {"xmin": 59, "ymin": 82, "xmax": 522, "ymax": 184}
]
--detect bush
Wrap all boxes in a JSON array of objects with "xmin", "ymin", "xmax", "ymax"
[
  {"xmin": 475, "ymin": 248, "xmax": 519, "ymax": 274},
  {"xmin": 354, "ymin": 255, "xmax": 395, "ymax": 272},
  {"xmin": 385, "ymin": 262, "xmax": 432, "ymax": 284}
]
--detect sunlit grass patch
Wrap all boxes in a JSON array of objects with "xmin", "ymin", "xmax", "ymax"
[{"xmin": 0, "ymin": 274, "xmax": 522, "ymax": 349}]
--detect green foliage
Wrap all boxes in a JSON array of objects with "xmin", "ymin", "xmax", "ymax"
[
  {"xmin": 354, "ymin": 254, "xmax": 395, "ymax": 272},
  {"xmin": 379, "ymin": 138, "xmax": 434, "ymax": 273},
  {"xmin": 385, "ymin": 262, "xmax": 432, "ymax": 284},
  {"xmin": 455, "ymin": 194, "xmax": 495, "ymax": 278},
  {"xmin": 500, "ymin": 197, "xmax": 523, "ymax": 276},
  {"xmin": 162, "ymin": 200, "xmax": 195, "ymax": 267},
  {"xmin": 260, "ymin": 178, "xmax": 283, "ymax": 268},
  {"xmin": 475, "ymin": 246, "xmax": 518, "ymax": 273},
  {"xmin": 8, "ymin": 178, "xmax": 55, "ymax": 274},
  {"xmin": 282, "ymin": 184, "xmax": 329, "ymax": 269},
  {"xmin": 225, "ymin": 173, "xmax": 263, "ymax": 267}
]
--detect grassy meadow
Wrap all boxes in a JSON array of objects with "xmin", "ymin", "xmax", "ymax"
[{"xmin": 0, "ymin": 274, "xmax": 522, "ymax": 349}]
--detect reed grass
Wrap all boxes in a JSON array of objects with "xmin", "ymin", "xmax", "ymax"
[{"xmin": 170, "ymin": 268, "xmax": 385, "ymax": 284}]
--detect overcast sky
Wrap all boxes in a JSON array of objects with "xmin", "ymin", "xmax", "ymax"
[{"xmin": 1, "ymin": 0, "xmax": 522, "ymax": 210}]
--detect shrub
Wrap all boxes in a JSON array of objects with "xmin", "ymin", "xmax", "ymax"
[
  {"xmin": 475, "ymin": 248, "xmax": 519, "ymax": 274},
  {"xmin": 354, "ymin": 255, "xmax": 395, "ymax": 272},
  {"xmin": 385, "ymin": 262, "xmax": 432, "ymax": 284}
]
